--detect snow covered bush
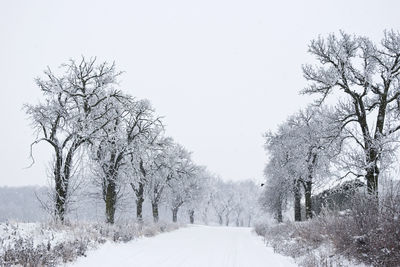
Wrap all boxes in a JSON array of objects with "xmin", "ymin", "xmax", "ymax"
[
  {"xmin": 0, "ymin": 221, "xmax": 181, "ymax": 266},
  {"xmin": 0, "ymin": 223, "xmax": 94, "ymax": 266},
  {"xmin": 325, "ymin": 193, "xmax": 400, "ymax": 266},
  {"xmin": 256, "ymin": 188, "xmax": 400, "ymax": 266},
  {"xmin": 142, "ymin": 221, "xmax": 181, "ymax": 237},
  {"xmin": 255, "ymin": 219, "xmax": 362, "ymax": 267}
]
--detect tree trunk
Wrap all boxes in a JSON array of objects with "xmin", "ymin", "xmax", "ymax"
[
  {"xmin": 366, "ymin": 166, "xmax": 379, "ymax": 195},
  {"xmin": 304, "ymin": 152, "xmax": 316, "ymax": 220},
  {"xmin": 188, "ymin": 210, "xmax": 194, "ymax": 224},
  {"xmin": 152, "ymin": 201, "xmax": 159, "ymax": 223},
  {"xmin": 55, "ymin": 184, "xmax": 67, "ymax": 222},
  {"xmin": 202, "ymin": 211, "xmax": 208, "ymax": 225},
  {"xmin": 54, "ymin": 153, "xmax": 69, "ymax": 223},
  {"xmin": 135, "ymin": 182, "xmax": 145, "ymax": 221},
  {"xmin": 135, "ymin": 159, "xmax": 147, "ymax": 221},
  {"xmin": 304, "ymin": 181, "xmax": 313, "ymax": 219},
  {"xmin": 357, "ymin": 101, "xmax": 381, "ymax": 196},
  {"xmin": 54, "ymin": 178, "xmax": 67, "ymax": 222},
  {"xmin": 172, "ymin": 207, "xmax": 179, "ymax": 223},
  {"xmin": 366, "ymin": 148, "xmax": 379, "ymax": 195},
  {"xmin": 136, "ymin": 197, "xmax": 144, "ymax": 221},
  {"xmin": 225, "ymin": 215, "xmax": 230, "ymax": 226},
  {"xmin": 365, "ymin": 91, "xmax": 388, "ymax": 195},
  {"xmin": 294, "ymin": 180, "xmax": 302, "ymax": 222},
  {"xmin": 276, "ymin": 201, "xmax": 283, "ymax": 223},
  {"xmin": 54, "ymin": 139, "xmax": 82, "ymax": 223},
  {"xmin": 218, "ymin": 214, "xmax": 223, "ymax": 225},
  {"xmin": 235, "ymin": 211, "xmax": 242, "ymax": 226},
  {"xmin": 105, "ymin": 178, "xmax": 117, "ymax": 224}
]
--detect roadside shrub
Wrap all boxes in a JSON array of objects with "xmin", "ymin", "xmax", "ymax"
[
  {"xmin": 0, "ymin": 237, "xmax": 88, "ymax": 266},
  {"xmin": 329, "ymin": 193, "xmax": 400, "ymax": 266},
  {"xmin": 256, "ymin": 189, "xmax": 400, "ymax": 266},
  {"xmin": 0, "ymin": 221, "xmax": 181, "ymax": 266},
  {"xmin": 254, "ymin": 222, "xmax": 269, "ymax": 237}
]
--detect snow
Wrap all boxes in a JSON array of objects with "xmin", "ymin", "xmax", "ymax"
[
  {"xmin": 70, "ymin": 225, "xmax": 297, "ymax": 267},
  {"xmin": 0, "ymin": 223, "xmax": 71, "ymax": 250}
]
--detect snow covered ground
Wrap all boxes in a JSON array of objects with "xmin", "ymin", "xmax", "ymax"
[{"xmin": 71, "ymin": 225, "xmax": 297, "ymax": 267}]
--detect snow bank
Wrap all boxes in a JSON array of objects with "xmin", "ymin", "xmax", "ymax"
[{"xmin": 0, "ymin": 221, "xmax": 180, "ymax": 266}]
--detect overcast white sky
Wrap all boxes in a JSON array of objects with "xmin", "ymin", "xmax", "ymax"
[{"xmin": 0, "ymin": 0, "xmax": 399, "ymax": 186}]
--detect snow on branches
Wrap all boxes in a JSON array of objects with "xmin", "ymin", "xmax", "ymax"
[{"xmin": 26, "ymin": 57, "xmax": 260, "ymax": 226}]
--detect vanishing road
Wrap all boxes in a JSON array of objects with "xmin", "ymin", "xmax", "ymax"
[{"xmin": 71, "ymin": 225, "xmax": 297, "ymax": 267}]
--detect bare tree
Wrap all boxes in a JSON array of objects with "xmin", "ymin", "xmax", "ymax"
[
  {"xmin": 25, "ymin": 57, "xmax": 123, "ymax": 222},
  {"xmin": 260, "ymin": 152, "xmax": 291, "ymax": 223},
  {"xmin": 264, "ymin": 127, "xmax": 302, "ymax": 221},
  {"xmin": 95, "ymin": 97, "xmax": 162, "ymax": 223},
  {"xmin": 91, "ymin": 97, "xmax": 163, "ymax": 224},
  {"xmin": 166, "ymin": 145, "xmax": 199, "ymax": 223},
  {"xmin": 184, "ymin": 168, "xmax": 208, "ymax": 224},
  {"xmin": 128, "ymin": 130, "xmax": 165, "ymax": 222},
  {"xmin": 145, "ymin": 137, "xmax": 176, "ymax": 222},
  {"xmin": 287, "ymin": 106, "xmax": 342, "ymax": 218},
  {"xmin": 302, "ymin": 30, "xmax": 400, "ymax": 194},
  {"xmin": 210, "ymin": 179, "xmax": 227, "ymax": 225},
  {"xmin": 263, "ymin": 106, "xmax": 341, "ymax": 220}
]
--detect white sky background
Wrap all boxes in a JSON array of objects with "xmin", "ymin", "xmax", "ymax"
[{"xmin": 0, "ymin": 0, "xmax": 399, "ymax": 186}]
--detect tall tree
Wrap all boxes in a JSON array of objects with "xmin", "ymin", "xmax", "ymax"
[
  {"xmin": 92, "ymin": 98, "xmax": 161, "ymax": 224},
  {"xmin": 264, "ymin": 127, "xmax": 302, "ymax": 221},
  {"xmin": 25, "ymin": 58, "xmax": 123, "ymax": 222},
  {"xmin": 127, "ymin": 128, "xmax": 164, "ymax": 222},
  {"xmin": 263, "ymin": 106, "xmax": 341, "ymax": 220},
  {"xmin": 260, "ymin": 158, "xmax": 290, "ymax": 223},
  {"xmin": 184, "ymin": 168, "xmax": 207, "ymax": 224},
  {"xmin": 302, "ymin": 31, "xmax": 400, "ymax": 194},
  {"xmin": 166, "ymin": 145, "xmax": 199, "ymax": 223},
  {"xmin": 144, "ymin": 136, "xmax": 175, "ymax": 222},
  {"xmin": 287, "ymin": 107, "xmax": 342, "ymax": 218}
]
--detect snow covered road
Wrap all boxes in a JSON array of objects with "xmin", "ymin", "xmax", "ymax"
[{"xmin": 71, "ymin": 225, "xmax": 297, "ymax": 267}]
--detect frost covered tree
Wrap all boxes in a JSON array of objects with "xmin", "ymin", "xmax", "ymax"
[
  {"xmin": 90, "ymin": 99, "xmax": 126, "ymax": 224},
  {"xmin": 184, "ymin": 168, "xmax": 208, "ymax": 224},
  {"xmin": 210, "ymin": 179, "xmax": 236, "ymax": 226},
  {"xmin": 166, "ymin": 145, "xmax": 200, "ymax": 223},
  {"xmin": 144, "ymin": 136, "xmax": 175, "ymax": 222},
  {"xmin": 286, "ymin": 106, "xmax": 342, "ymax": 218},
  {"xmin": 210, "ymin": 179, "xmax": 227, "ymax": 225},
  {"xmin": 302, "ymin": 30, "xmax": 400, "ymax": 194},
  {"xmin": 264, "ymin": 126, "xmax": 303, "ymax": 221},
  {"xmin": 263, "ymin": 105, "xmax": 341, "ymax": 220},
  {"xmin": 259, "ymin": 158, "xmax": 290, "ymax": 223},
  {"xmin": 259, "ymin": 185, "xmax": 285, "ymax": 223},
  {"xmin": 130, "ymin": 156, "xmax": 148, "ymax": 221},
  {"xmin": 195, "ymin": 172, "xmax": 216, "ymax": 225},
  {"xmin": 91, "ymin": 97, "xmax": 161, "ymax": 224},
  {"xmin": 238, "ymin": 180, "xmax": 260, "ymax": 227},
  {"xmin": 222, "ymin": 183, "xmax": 240, "ymax": 226},
  {"xmin": 230, "ymin": 181, "xmax": 259, "ymax": 226},
  {"xmin": 25, "ymin": 58, "xmax": 124, "ymax": 222},
  {"xmin": 122, "ymin": 99, "xmax": 162, "ymax": 223}
]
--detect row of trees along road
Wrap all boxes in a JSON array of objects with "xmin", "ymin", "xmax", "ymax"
[
  {"xmin": 261, "ymin": 30, "xmax": 400, "ymax": 222},
  {"xmin": 26, "ymin": 57, "xmax": 260, "ymax": 224}
]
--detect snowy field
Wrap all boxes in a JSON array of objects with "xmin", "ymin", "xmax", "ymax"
[{"xmin": 71, "ymin": 225, "xmax": 297, "ymax": 267}]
